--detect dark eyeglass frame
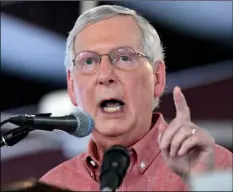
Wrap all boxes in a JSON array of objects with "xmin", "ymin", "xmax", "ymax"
[{"xmin": 72, "ymin": 46, "xmax": 150, "ymax": 69}]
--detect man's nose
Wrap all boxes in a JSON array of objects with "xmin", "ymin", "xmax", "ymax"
[{"xmin": 97, "ymin": 56, "xmax": 115, "ymax": 86}]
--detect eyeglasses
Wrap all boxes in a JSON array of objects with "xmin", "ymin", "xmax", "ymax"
[{"xmin": 72, "ymin": 46, "xmax": 149, "ymax": 74}]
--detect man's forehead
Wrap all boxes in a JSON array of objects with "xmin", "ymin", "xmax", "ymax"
[{"xmin": 73, "ymin": 15, "xmax": 142, "ymax": 53}]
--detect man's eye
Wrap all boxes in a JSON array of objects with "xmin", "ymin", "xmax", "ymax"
[
  {"xmin": 120, "ymin": 56, "xmax": 129, "ymax": 61},
  {"xmin": 84, "ymin": 58, "xmax": 94, "ymax": 65},
  {"xmin": 119, "ymin": 55, "xmax": 132, "ymax": 62}
]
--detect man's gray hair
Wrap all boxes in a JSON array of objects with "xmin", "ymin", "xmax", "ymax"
[{"xmin": 64, "ymin": 4, "xmax": 165, "ymax": 70}]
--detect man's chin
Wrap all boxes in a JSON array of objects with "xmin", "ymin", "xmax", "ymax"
[{"xmin": 93, "ymin": 125, "xmax": 130, "ymax": 138}]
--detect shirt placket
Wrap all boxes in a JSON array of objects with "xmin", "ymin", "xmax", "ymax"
[{"xmin": 117, "ymin": 153, "xmax": 136, "ymax": 191}]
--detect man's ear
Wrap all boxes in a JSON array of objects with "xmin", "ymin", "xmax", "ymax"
[
  {"xmin": 153, "ymin": 60, "xmax": 166, "ymax": 97},
  {"xmin": 67, "ymin": 70, "xmax": 78, "ymax": 106}
]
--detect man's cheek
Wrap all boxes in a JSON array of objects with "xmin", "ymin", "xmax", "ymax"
[{"xmin": 73, "ymin": 84, "xmax": 88, "ymax": 110}]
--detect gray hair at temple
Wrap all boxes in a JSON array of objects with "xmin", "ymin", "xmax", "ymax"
[{"xmin": 64, "ymin": 5, "xmax": 165, "ymax": 109}]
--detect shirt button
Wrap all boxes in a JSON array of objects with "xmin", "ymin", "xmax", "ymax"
[
  {"xmin": 140, "ymin": 161, "xmax": 145, "ymax": 169},
  {"xmin": 90, "ymin": 160, "xmax": 96, "ymax": 167}
]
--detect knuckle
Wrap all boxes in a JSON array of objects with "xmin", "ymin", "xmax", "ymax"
[
  {"xmin": 191, "ymin": 136, "xmax": 198, "ymax": 145},
  {"xmin": 171, "ymin": 143, "xmax": 178, "ymax": 149},
  {"xmin": 169, "ymin": 118, "xmax": 180, "ymax": 128},
  {"xmin": 179, "ymin": 126, "xmax": 187, "ymax": 133},
  {"xmin": 183, "ymin": 139, "xmax": 191, "ymax": 147},
  {"xmin": 160, "ymin": 142, "xmax": 167, "ymax": 149},
  {"xmin": 184, "ymin": 121, "xmax": 192, "ymax": 127},
  {"xmin": 171, "ymin": 140, "xmax": 179, "ymax": 148},
  {"xmin": 160, "ymin": 145, "xmax": 167, "ymax": 150}
]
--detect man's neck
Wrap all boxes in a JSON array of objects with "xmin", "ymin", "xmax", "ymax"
[{"xmin": 91, "ymin": 124, "xmax": 152, "ymax": 163}]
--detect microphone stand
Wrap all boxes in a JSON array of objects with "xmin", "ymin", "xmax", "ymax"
[{"xmin": 1, "ymin": 125, "xmax": 33, "ymax": 147}]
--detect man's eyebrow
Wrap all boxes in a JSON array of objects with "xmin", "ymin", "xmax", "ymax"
[{"xmin": 74, "ymin": 45, "xmax": 138, "ymax": 55}]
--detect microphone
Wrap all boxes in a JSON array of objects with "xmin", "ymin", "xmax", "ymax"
[
  {"xmin": 7, "ymin": 111, "xmax": 95, "ymax": 138},
  {"xmin": 100, "ymin": 145, "xmax": 130, "ymax": 192}
]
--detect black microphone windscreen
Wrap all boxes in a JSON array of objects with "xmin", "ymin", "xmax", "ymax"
[{"xmin": 100, "ymin": 145, "xmax": 130, "ymax": 191}]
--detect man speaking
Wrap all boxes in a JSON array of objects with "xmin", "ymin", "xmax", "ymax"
[{"xmin": 40, "ymin": 5, "xmax": 232, "ymax": 191}]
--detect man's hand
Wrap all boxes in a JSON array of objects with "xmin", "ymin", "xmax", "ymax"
[{"xmin": 158, "ymin": 86, "xmax": 215, "ymax": 179}]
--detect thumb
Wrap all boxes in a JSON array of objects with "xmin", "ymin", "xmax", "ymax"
[
  {"xmin": 158, "ymin": 122, "xmax": 167, "ymax": 133},
  {"xmin": 157, "ymin": 123, "xmax": 169, "ymax": 161},
  {"xmin": 157, "ymin": 123, "xmax": 167, "ymax": 144}
]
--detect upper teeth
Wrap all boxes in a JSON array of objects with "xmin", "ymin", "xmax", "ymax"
[{"xmin": 103, "ymin": 106, "xmax": 121, "ymax": 112}]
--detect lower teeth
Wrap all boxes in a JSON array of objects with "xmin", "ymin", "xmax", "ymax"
[{"xmin": 103, "ymin": 106, "xmax": 121, "ymax": 112}]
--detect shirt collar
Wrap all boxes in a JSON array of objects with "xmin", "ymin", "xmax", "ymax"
[
  {"xmin": 131, "ymin": 113, "xmax": 165, "ymax": 174},
  {"xmin": 83, "ymin": 113, "xmax": 166, "ymax": 174}
]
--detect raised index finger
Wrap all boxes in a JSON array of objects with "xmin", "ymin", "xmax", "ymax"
[{"xmin": 173, "ymin": 86, "xmax": 190, "ymax": 121}]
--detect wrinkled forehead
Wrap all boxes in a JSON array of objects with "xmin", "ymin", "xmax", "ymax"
[{"xmin": 73, "ymin": 15, "xmax": 143, "ymax": 54}]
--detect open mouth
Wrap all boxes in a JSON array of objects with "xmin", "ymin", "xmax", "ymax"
[{"xmin": 99, "ymin": 99, "xmax": 125, "ymax": 113}]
